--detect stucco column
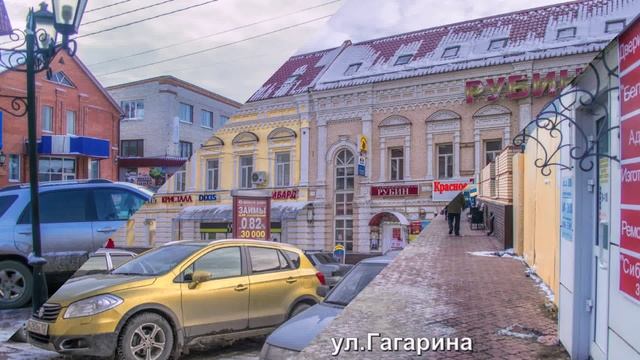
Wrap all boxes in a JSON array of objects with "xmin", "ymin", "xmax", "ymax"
[
  {"xmin": 378, "ymin": 137, "xmax": 386, "ymax": 182},
  {"xmin": 454, "ymin": 131, "xmax": 460, "ymax": 178},
  {"xmin": 300, "ymin": 126, "xmax": 310, "ymax": 186},
  {"xmin": 474, "ymin": 129, "xmax": 481, "ymax": 177},
  {"xmin": 361, "ymin": 114, "xmax": 372, "ymax": 180},
  {"xmin": 316, "ymin": 121, "xmax": 327, "ymax": 185},
  {"xmin": 426, "ymin": 133, "xmax": 433, "ymax": 179},
  {"xmin": 404, "ymin": 135, "xmax": 411, "ymax": 180}
]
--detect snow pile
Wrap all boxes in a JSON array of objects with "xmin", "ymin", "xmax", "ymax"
[
  {"xmin": 467, "ymin": 248, "xmax": 524, "ymax": 261},
  {"xmin": 525, "ymin": 267, "xmax": 555, "ymax": 303}
]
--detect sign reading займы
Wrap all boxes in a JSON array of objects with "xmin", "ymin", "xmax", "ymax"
[
  {"xmin": 232, "ymin": 191, "xmax": 271, "ymax": 241},
  {"xmin": 618, "ymin": 18, "xmax": 640, "ymax": 304}
]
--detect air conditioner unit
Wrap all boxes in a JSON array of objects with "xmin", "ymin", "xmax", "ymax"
[{"xmin": 251, "ymin": 171, "xmax": 267, "ymax": 185}]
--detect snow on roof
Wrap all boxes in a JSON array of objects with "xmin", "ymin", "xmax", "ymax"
[
  {"xmin": 0, "ymin": 0, "xmax": 11, "ymax": 35},
  {"xmin": 248, "ymin": 0, "xmax": 640, "ymax": 102}
]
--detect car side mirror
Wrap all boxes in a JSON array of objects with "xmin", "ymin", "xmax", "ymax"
[
  {"xmin": 316, "ymin": 285, "xmax": 329, "ymax": 297},
  {"xmin": 188, "ymin": 270, "xmax": 212, "ymax": 289}
]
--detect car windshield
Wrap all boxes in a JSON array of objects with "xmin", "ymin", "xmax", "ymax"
[
  {"xmin": 324, "ymin": 262, "xmax": 386, "ymax": 306},
  {"xmin": 112, "ymin": 245, "xmax": 202, "ymax": 276}
]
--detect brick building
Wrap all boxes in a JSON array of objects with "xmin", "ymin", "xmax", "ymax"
[{"xmin": 0, "ymin": 52, "xmax": 122, "ymax": 187}]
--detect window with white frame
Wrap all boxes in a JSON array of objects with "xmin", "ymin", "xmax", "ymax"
[
  {"xmin": 389, "ymin": 148, "xmax": 404, "ymax": 181},
  {"xmin": 42, "ymin": 106, "xmax": 53, "ymax": 132},
  {"xmin": 394, "ymin": 54, "xmax": 412, "ymax": 65},
  {"xmin": 179, "ymin": 141, "xmax": 193, "ymax": 158},
  {"xmin": 8, "ymin": 154, "xmax": 20, "ymax": 182},
  {"xmin": 485, "ymin": 139, "xmax": 502, "ymax": 165},
  {"xmin": 557, "ymin": 27, "xmax": 576, "ymax": 39},
  {"xmin": 89, "ymin": 159, "xmax": 100, "ymax": 179},
  {"xmin": 335, "ymin": 149, "xmax": 355, "ymax": 252},
  {"xmin": 605, "ymin": 19, "xmax": 625, "ymax": 33},
  {"xmin": 174, "ymin": 170, "xmax": 186, "ymax": 192},
  {"xmin": 201, "ymin": 110, "xmax": 214, "ymax": 128},
  {"xmin": 437, "ymin": 144, "xmax": 453, "ymax": 179},
  {"xmin": 38, "ymin": 157, "xmax": 76, "ymax": 182},
  {"xmin": 121, "ymin": 100, "xmax": 144, "ymax": 120},
  {"xmin": 442, "ymin": 46, "xmax": 460, "ymax": 58},
  {"xmin": 275, "ymin": 152, "xmax": 290, "ymax": 187},
  {"xmin": 239, "ymin": 155, "xmax": 253, "ymax": 189},
  {"xmin": 179, "ymin": 102, "xmax": 193, "ymax": 123},
  {"xmin": 488, "ymin": 38, "xmax": 508, "ymax": 51},
  {"xmin": 66, "ymin": 110, "xmax": 76, "ymax": 134},
  {"xmin": 206, "ymin": 159, "xmax": 219, "ymax": 190}
]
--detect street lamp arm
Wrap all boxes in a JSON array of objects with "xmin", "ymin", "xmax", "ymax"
[
  {"xmin": 0, "ymin": 28, "xmax": 77, "ymax": 74},
  {"xmin": 0, "ymin": 93, "xmax": 28, "ymax": 117}
]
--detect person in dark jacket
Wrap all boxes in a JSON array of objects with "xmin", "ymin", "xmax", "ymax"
[{"xmin": 446, "ymin": 192, "xmax": 466, "ymax": 236}]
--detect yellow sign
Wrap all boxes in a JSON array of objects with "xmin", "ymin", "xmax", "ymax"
[
  {"xmin": 334, "ymin": 244, "xmax": 345, "ymax": 251},
  {"xmin": 359, "ymin": 135, "xmax": 368, "ymax": 153}
]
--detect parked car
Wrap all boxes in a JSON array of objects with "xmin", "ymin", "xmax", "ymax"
[
  {"xmin": 26, "ymin": 240, "xmax": 325, "ymax": 359},
  {"xmin": 260, "ymin": 254, "xmax": 395, "ymax": 359},
  {"xmin": 0, "ymin": 180, "xmax": 152, "ymax": 309},
  {"xmin": 304, "ymin": 251, "xmax": 353, "ymax": 287},
  {"xmin": 69, "ymin": 248, "xmax": 137, "ymax": 279}
]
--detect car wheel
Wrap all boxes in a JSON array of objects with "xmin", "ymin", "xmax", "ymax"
[
  {"xmin": 289, "ymin": 303, "xmax": 311, "ymax": 319},
  {"xmin": 117, "ymin": 313, "xmax": 174, "ymax": 360},
  {"xmin": 0, "ymin": 260, "xmax": 33, "ymax": 309}
]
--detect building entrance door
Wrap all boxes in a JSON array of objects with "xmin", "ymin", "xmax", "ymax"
[{"xmin": 590, "ymin": 117, "xmax": 610, "ymax": 360}]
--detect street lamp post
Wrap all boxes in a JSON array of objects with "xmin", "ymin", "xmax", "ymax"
[{"xmin": 0, "ymin": 0, "xmax": 87, "ymax": 313}]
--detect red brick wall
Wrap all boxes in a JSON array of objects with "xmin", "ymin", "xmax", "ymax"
[{"xmin": 0, "ymin": 53, "xmax": 120, "ymax": 186}]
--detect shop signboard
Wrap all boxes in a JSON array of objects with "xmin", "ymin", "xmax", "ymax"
[
  {"xmin": 232, "ymin": 190, "xmax": 271, "ymax": 241},
  {"xmin": 358, "ymin": 155, "xmax": 366, "ymax": 176},
  {"xmin": 618, "ymin": 19, "xmax": 640, "ymax": 304},
  {"xmin": 370, "ymin": 184, "xmax": 419, "ymax": 197},
  {"xmin": 431, "ymin": 178, "xmax": 475, "ymax": 202},
  {"xmin": 271, "ymin": 189, "xmax": 299, "ymax": 200}
]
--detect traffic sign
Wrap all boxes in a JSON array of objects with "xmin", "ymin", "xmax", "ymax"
[{"xmin": 359, "ymin": 135, "xmax": 368, "ymax": 153}]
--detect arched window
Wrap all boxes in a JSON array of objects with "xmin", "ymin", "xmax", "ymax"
[{"xmin": 335, "ymin": 149, "xmax": 355, "ymax": 252}]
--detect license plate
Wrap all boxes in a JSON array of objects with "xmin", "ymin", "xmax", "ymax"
[{"xmin": 26, "ymin": 319, "xmax": 48, "ymax": 336}]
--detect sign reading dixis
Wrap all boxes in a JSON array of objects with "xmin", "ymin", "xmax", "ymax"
[{"xmin": 618, "ymin": 18, "xmax": 640, "ymax": 304}]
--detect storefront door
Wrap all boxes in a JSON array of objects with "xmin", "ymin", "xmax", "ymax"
[
  {"xmin": 381, "ymin": 223, "xmax": 405, "ymax": 254},
  {"xmin": 590, "ymin": 117, "xmax": 610, "ymax": 360}
]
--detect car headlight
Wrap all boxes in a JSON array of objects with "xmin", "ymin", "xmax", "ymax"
[
  {"xmin": 260, "ymin": 343, "xmax": 299, "ymax": 360},
  {"xmin": 64, "ymin": 294, "xmax": 123, "ymax": 319}
]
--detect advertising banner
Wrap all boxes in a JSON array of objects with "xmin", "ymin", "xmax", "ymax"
[
  {"xmin": 232, "ymin": 194, "xmax": 271, "ymax": 241},
  {"xmin": 619, "ymin": 18, "xmax": 640, "ymax": 304},
  {"xmin": 431, "ymin": 178, "xmax": 475, "ymax": 202}
]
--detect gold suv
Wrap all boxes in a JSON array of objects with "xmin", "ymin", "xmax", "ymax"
[{"xmin": 27, "ymin": 240, "xmax": 324, "ymax": 360}]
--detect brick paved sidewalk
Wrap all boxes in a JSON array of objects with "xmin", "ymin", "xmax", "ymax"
[{"xmin": 299, "ymin": 214, "xmax": 568, "ymax": 359}]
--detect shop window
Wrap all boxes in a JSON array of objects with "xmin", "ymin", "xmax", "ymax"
[
  {"xmin": 201, "ymin": 110, "xmax": 214, "ymax": 128},
  {"xmin": 485, "ymin": 139, "xmax": 502, "ymax": 165},
  {"xmin": 179, "ymin": 102, "xmax": 193, "ymax": 123},
  {"xmin": 557, "ymin": 27, "xmax": 576, "ymax": 39},
  {"xmin": 121, "ymin": 139, "xmax": 144, "ymax": 157},
  {"xmin": 206, "ymin": 159, "xmax": 219, "ymax": 190},
  {"xmin": 179, "ymin": 141, "xmax": 193, "ymax": 158},
  {"xmin": 605, "ymin": 19, "xmax": 625, "ymax": 33},
  {"xmin": 275, "ymin": 152, "xmax": 291, "ymax": 187},
  {"xmin": 389, "ymin": 147, "xmax": 404, "ymax": 181},
  {"xmin": 488, "ymin": 38, "xmax": 507, "ymax": 51},
  {"xmin": 394, "ymin": 54, "xmax": 412, "ymax": 66},
  {"xmin": 335, "ymin": 219, "xmax": 354, "ymax": 252},
  {"xmin": 239, "ymin": 155, "xmax": 253, "ymax": 189},
  {"xmin": 437, "ymin": 144, "xmax": 453, "ymax": 179},
  {"xmin": 38, "ymin": 157, "xmax": 75, "ymax": 182},
  {"xmin": 442, "ymin": 46, "xmax": 460, "ymax": 58},
  {"xmin": 121, "ymin": 100, "xmax": 144, "ymax": 120},
  {"xmin": 174, "ymin": 170, "xmax": 186, "ymax": 192},
  {"xmin": 66, "ymin": 110, "xmax": 76, "ymax": 135},
  {"xmin": 335, "ymin": 148, "xmax": 355, "ymax": 253},
  {"xmin": 344, "ymin": 63, "xmax": 361, "ymax": 76},
  {"xmin": 8, "ymin": 155, "xmax": 20, "ymax": 182},
  {"xmin": 42, "ymin": 106, "xmax": 53, "ymax": 132},
  {"xmin": 89, "ymin": 159, "xmax": 100, "ymax": 179}
]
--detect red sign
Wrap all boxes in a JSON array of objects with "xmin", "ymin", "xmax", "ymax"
[
  {"xmin": 621, "ymin": 114, "xmax": 640, "ymax": 160},
  {"xmin": 621, "ymin": 210, "xmax": 640, "ymax": 254},
  {"xmin": 409, "ymin": 221, "xmax": 422, "ymax": 235},
  {"xmin": 620, "ymin": 252, "xmax": 640, "ymax": 303},
  {"xmin": 272, "ymin": 189, "xmax": 299, "ymax": 200},
  {"xmin": 619, "ymin": 19, "xmax": 640, "ymax": 72},
  {"xmin": 621, "ymin": 162, "xmax": 640, "ymax": 205},
  {"xmin": 232, "ymin": 196, "xmax": 271, "ymax": 241},
  {"xmin": 620, "ymin": 66, "xmax": 640, "ymax": 116},
  {"xmin": 161, "ymin": 195, "xmax": 193, "ymax": 203},
  {"xmin": 370, "ymin": 185, "xmax": 419, "ymax": 197}
]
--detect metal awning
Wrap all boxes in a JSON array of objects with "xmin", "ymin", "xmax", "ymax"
[
  {"xmin": 176, "ymin": 201, "xmax": 312, "ymax": 222},
  {"xmin": 37, "ymin": 135, "xmax": 110, "ymax": 158},
  {"xmin": 369, "ymin": 211, "xmax": 410, "ymax": 226}
]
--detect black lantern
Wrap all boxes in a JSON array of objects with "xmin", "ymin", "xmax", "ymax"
[
  {"xmin": 51, "ymin": 0, "xmax": 87, "ymax": 37},
  {"xmin": 33, "ymin": 2, "xmax": 57, "ymax": 50}
]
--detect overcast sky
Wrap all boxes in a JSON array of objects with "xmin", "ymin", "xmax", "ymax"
[{"xmin": 2, "ymin": 0, "xmax": 565, "ymax": 103}]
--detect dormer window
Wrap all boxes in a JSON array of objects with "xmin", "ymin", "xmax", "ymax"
[
  {"xmin": 49, "ymin": 71, "xmax": 74, "ymax": 87},
  {"xmin": 344, "ymin": 63, "xmax": 362, "ymax": 76},
  {"xmin": 557, "ymin": 27, "xmax": 576, "ymax": 39},
  {"xmin": 394, "ymin": 54, "xmax": 413, "ymax": 65},
  {"xmin": 442, "ymin": 46, "xmax": 460, "ymax": 59},
  {"xmin": 605, "ymin": 19, "xmax": 625, "ymax": 33},
  {"xmin": 283, "ymin": 75, "xmax": 299, "ymax": 85},
  {"xmin": 488, "ymin": 38, "xmax": 508, "ymax": 51}
]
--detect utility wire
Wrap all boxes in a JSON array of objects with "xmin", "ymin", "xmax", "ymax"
[
  {"xmin": 75, "ymin": 0, "xmax": 219, "ymax": 39},
  {"xmin": 96, "ymin": 14, "xmax": 332, "ymax": 77},
  {"xmin": 83, "ymin": 0, "xmax": 177, "ymax": 25},
  {"xmin": 88, "ymin": 0, "xmax": 340, "ymax": 67},
  {"xmin": 86, "ymin": 0, "xmax": 134, "ymax": 13}
]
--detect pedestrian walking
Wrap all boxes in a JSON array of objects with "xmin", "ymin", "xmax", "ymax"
[{"xmin": 446, "ymin": 192, "xmax": 466, "ymax": 236}]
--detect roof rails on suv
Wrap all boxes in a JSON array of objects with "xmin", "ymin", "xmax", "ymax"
[{"xmin": 0, "ymin": 179, "xmax": 113, "ymax": 192}]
